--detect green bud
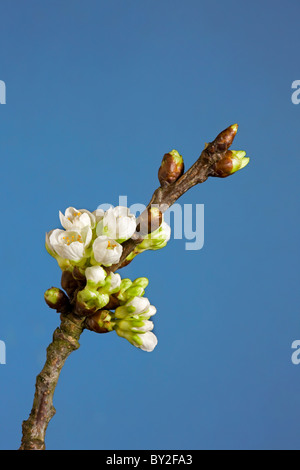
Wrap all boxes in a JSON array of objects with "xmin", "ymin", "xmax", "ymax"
[
  {"xmin": 76, "ymin": 288, "xmax": 109, "ymax": 316},
  {"xmin": 85, "ymin": 310, "xmax": 115, "ymax": 333},
  {"xmin": 132, "ymin": 277, "xmax": 149, "ymax": 289},
  {"xmin": 114, "ymin": 305, "xmax": 136, "ymax": 319},
  {"xmin": 116, "ymin": 318, "xmax": 146, "ymax": 331},
  {"xmin": 125, "ymin": 286, "xmax": 145, "ymax": 299},
  {"xmin": 44, "ymin": 287, "xmax": 70, "ymax": 313},
  {"xmin": 116, "ymin": 278, "xmax": 133, "ymax": 301}
]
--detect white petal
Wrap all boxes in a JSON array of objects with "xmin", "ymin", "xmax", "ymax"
[
  {"xmin": 85, "ymin": 266, "xmax": 107, "ymax": 284},
  {"xmin": 93, "ymin": 236, "xmax": 123, "ymax": 266},
  {"xmin": 137, "ymin": 332, "xmax": 158, "ymax": 352},
  {"xmin": 113, "ymin": 206, "xmax": 131, "ymax": 217},
  {"xmin": 81, "ymin": 226, "xmax": 93, "ymax": 247},
  {"xmin": 132, "ymin": 320, "xmax": 154, "ymax": 333},
  {"xmin": 59, "ymin": 211, "xmax": 72, "ymax": 230},
  {"xmin": 49, "ymin": 228, "xmax": 87, "ymax": 261},
  {"xmin": 59, "ymin": 207, "xmax": 95, "ymax": 230},
  {"xmin": 108, "ymin": 272, "xmax": 122, "ymax": 291},
  {"xmin": 126, "ymin": 297, "xmax": 150, "ymax": 315},
  {"xmin": 141, "ymin": 305, "xmax": 157, "ymax": 318},
  {"xmin": 116, "ymin": 217, "xmax": 136, "ymax": 240},
  {"xmin": 93, "ymin": 208, "xmax": 105, "ymax": 223},
  {"xmin": 78, "ymin": 209, "xmax": 96, "ymax": 228}
]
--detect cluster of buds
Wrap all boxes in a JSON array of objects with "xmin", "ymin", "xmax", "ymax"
[
  {"xmin": 211, "ymin": 150, "xmax": 250, "ymax": 178},
  {"xmin": 45, "ymin": 205, "xmax": 170, "ymax": 352},
  {"xmin": 85, "ymin": 279, "xmax": 157, "ymax": 352},
  {"xmin": 206, "ymin": 124, "xmax": 250, "ymax": 178}
]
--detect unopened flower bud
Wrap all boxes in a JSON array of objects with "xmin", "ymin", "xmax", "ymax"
[
  {"xmin": 44, "ymin": 287, "xmax": 70, "ymax": 313},
  {"xmin": 115, "ymin": 329, "xmax": 158, "ymax": 352},
  {"xmin": 125, "ymin": 279, "xmax": 148, "ymax": 299},
  {"xmin": 85, "ymin": 265, "xmax": 107, "ymax": 288},
  {"xmin": 158, "ymin": 149, "xmax": 184, "ymax": 186},
  {"xmin": 115, "ymin": 296, "xmax": 156, "ymax": 320},
  {"xmin": 85, "ymin": 310, "xmax": 115, "ymax": 333},
  {"xmin": 135, "ymin": 207, "xmax": 162, "ymax": 237},
  {"xmin": 75, "ymin": 288, "xmax": 109, "ymax": 316},
  {"xmin": 136, "ymin": 221, "xmax": 171, "ymax": 251},
  {"xmin": 207, "ymin": 123, "xmax": 238, "ymax": 154},
  {"xmin": 212, "ymin": 150, "xmax": 250, "ymax": 178},
  {"xmin": 116, "ymin": 278, "xmax": 133, "ymax": 301}
]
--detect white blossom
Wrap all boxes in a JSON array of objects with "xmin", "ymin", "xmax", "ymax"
[
  {"xmin": 93, "ymin": 236, "xmax": 123, "ymax": 266},
  {"xmin": 48, "ymin": 226, "xmax": 92, "ymax": 261},
  {"xmin": 59, "ymin": 207, "xmax": 96, "ymax": 230},
  {"xmin": 96, "ymin": 206, "xmax": 136, "ymax": 242}
]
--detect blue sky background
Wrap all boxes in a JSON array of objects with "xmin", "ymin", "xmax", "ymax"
[{"xmin": 0, "ymin": 0, "xmax": 299, "ymax": 450}]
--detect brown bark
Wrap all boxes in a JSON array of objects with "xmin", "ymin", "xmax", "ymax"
[{"xmin": 19, "ymin": 313, "xmax": 85, "ymax": 450}]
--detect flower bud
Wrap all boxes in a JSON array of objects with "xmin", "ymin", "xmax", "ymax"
[
  {"xmin": 85, "ymin": 310, "xmax": 115, "ymax": 333},
  {"xmin": 136, "ymin": 221, "xmax": 171, "ymax": 251},
  {"xmin": 115, "ymin": 296, "xmax": 156, "ymax": 319},
  {"xmin": 75, "ymin": 288, "xmax": 109, "ymax": 316},
  {"xmin": 135, "ymin": 207, "xmax": 163, "ymax": 237},
  {"xmin": 122, "ymin": 277, "xmax": 149, "ymax": 300},
  {"xmin": 207, "ymin": 123, "xmax": 238, "ymax": 154},
  {"xmin": 158, "ymin": 149, "xmax": 184, "ymax": 186},
  {"xmin": 115, "ymin": 329, "xmax": 158, "ymax": 352},
  {"xmin": 123, "ymin": 285, "xmax": 145, "ymax": 299},
  {"xmin": 116, "ymin": 278, "xmax": 133, "ymax": 301},
  {"xmin": 211, "ymin": 150, "xmax": 250, "ymax": 178},
  {"xmin": 44, "ymin": 287, "xmax": 70, "ymax": 313},
  {"xmin": 85, "ymin": 265, "xmax": 107, "ymax": 288},
  {"xmin": 132, "ymin": 277, "xmax": 149, "ymax": 289},
  {"xmin": 116, "ymin": 318, "xmax": 154, "ymax": 333}
]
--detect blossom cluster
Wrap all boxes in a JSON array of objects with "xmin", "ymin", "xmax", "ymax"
[{"xmin": 45, "ymin": 206, "xmax": 171, "ymax": 352}]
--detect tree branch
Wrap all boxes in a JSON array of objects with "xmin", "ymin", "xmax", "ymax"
[
  {"xmin": 20, "ymin": 123, "xmax": 243, "ymax": 450},
  {"xmin": 19, "ymin": 313, "xmax": 85, "ymax": 450},
  {"xmin": 109, "ymin": 123, "xmax": 239, "ymax": 272}
]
